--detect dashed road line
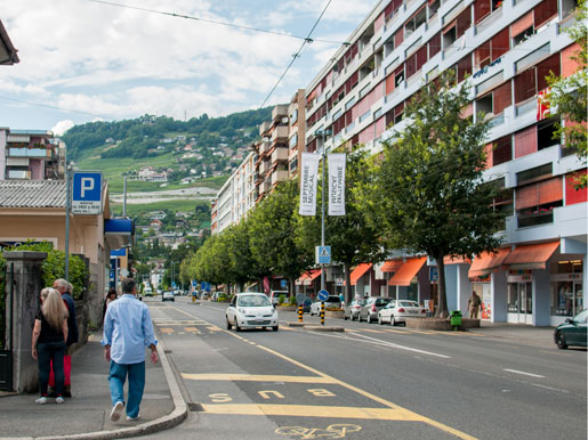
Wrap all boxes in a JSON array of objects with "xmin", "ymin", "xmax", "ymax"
[{"xmin": 503, "ymin": 369, "xmax": 545, "ymax": 378}]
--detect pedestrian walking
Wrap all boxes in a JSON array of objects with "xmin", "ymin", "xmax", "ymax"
[
  {"xmin": 32, "ymin": 287, "xmax": 69, "ymax": 405},
  {"xmin": 468, "ymin": 290, "xmax": 482, "ymax": 319},
  {"xmin": 103, "ymin": 288, "xmax": 118, "ymax": 318},
  {"xmin": 53, "ymin": 278, "xmax": 79, "ymax": 398},
  {"xmin": 102, "ymin": 277, "xmax": 158, "ymax": 422}
]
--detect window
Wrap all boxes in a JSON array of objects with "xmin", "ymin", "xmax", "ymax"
[
  {"xmin": 395, "ymin": 65, "xmax": 405, "ymax": 87},
  {"xmin": 359, "ymin": 111, "xmax": 371, "ymax": 123},
  {"xmin": 534, "ymin": 0, "xmax": 558, "ymax": 29},
  {"xmin": 290, "ymin": 157, "xmax": 298, "ymax": 173},
  {"xmin": 516, "ymin": 176, "xmax": 562, "ymax": 228},
  {"xmin": 514, "ymin": 52, "xmax": 560, "ymax": 104},
  {"xmin": 428, "ymin": 0, "xmax": 441, "ymax": 17},
  {"xmin": 493, "ymin": 136, "xmax": 512, "ymax": 166},
  {"xmin": 405, "ymin": 6, "xmax": 427, "ymax": 35},
  {"xmin": 476, "ymin": 72, "xmax": 503, "ymax": 95},
  {"xmin": 428, "ymin": 32, "xmax": 441, "ymax": 58},
  {"xmin": 474, "ymin": 0, "xmax": 492, "ymax": 23},
  {"xmin": 514, "ymin": 125, "xmax": 538, "ymax": 158},
  {"xmin": 537, "ymin": 120, "xmax": 558, "ymax": 150},
  {"xmin": 516, "ymin": 163, "xmax": 552, "ymax": 185},
  {"xmin": 289, "ymin": 133, "xmax": 298, "ymax": 148},
  {"xmin": 476, "ymin": 94, "xmax": 493, "ymax": 116}
]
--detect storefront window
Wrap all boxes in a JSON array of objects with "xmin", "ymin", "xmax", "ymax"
[
  {"xmin": 550, "ymin": 260, "xmax": 584, "ymax": 316},
  {"xmin": 473, "ymin": 280, "xmax": 492, "ymax": 319},
  {"xmin": 407, "ymin": 282, "xmax": 418, "ymax": 302}
]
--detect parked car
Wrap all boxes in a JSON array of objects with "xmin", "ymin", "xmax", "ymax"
[
  {"xmin": 162, "ymin": 291, "xmax": 175, "ymax": 302},
  {"xmin": 344, "ymin": 300, "xmax": 365, "ymax": 321},
  {"xmin": 309, "ymin": 296, "xmax": 342, "ymax": 316},
  {"xmin": 225, "ymin": 293, "xmax": 279, "ymax": 332},
  {"xmin": 378, "ymin": 300, "xmax": 427, "ymax": 326},
  {"xmin": 358, "ymin": 297, "xmax": 391, "ymax": 323},
  {"xmin": 201, "ymin": 291, "xmax": 210, "ymax": 300},
  {"xmin": 270, "ymin": 290, "xmax": 289, "ymax": 305},
  {"xmin": 554, "ymin": 309, "xmax": 587, "ymax": 349},
  {"xmin": 297, "ymin": 295, "xmax": 313, "ymax": 312}
]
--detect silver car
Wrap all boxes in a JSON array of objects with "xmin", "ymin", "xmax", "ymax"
[
  {"xmin": 358, "ymin": 297, "xmax": 391, "ymax": 323},
  {"xmin": 309, "ymin": 296, "xmax": 342, "ymax": 316},
  {"xmin": 344, "ymin": 300, "xmax": 365, "ymax": 320}
]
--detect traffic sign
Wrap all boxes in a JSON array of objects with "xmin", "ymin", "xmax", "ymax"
[
  {"xmin": 316, "ymin": 246, "xmax": 331, "ymax": 265},
  {"xmin": 318, "ymin": 290, "xmax": 329, "ymax": 301},
  {"xmin": 72, "ymin": 171, "xmax": 103, "ymax": 215},
  {"xmin": 280, "ymin": 279, "xmax": 288, "ymax": 289}
]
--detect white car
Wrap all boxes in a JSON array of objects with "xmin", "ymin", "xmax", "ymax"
[
  {"xmin": 378, "ymin": 300, "xmax": 427, "ymax": 326},
  {"xmin": 309, "ymin": 296, "xmax": 342, "ymax": 316},
  {"xmin": 162, "ymin": 291, "xmax": 175, "ymax": 302},
  {"xmin": 226, "ymin": 293, "xmax": 279, "ymax": 332}
]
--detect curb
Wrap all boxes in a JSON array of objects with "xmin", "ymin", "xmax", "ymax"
[
  {"xmin": 32, "ymin": 336, "xmax": 187, "ymax": 440},
  {"xmin": 287, "ymin": 322, "xmax": 344, "ymax": 332}
]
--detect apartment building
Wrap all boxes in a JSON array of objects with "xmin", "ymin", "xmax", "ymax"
[
  {"xmin": 303, "ymin": 0, "xmax": 586, "ymax": 326},
  {"xmin": 0, "ymin": 128, "xmax": 65, "ymax": 180},
  {"xmin": 288, "ymin": 89, "xmax": 307, "ymax": 178}
]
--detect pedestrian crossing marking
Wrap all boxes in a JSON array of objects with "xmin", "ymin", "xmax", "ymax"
[
  {"xmin": 182, "ymin": 374, "xmax": 338, "ymax": 384},
  {"xmin": 184, "ymin": 327, "xmax": 201, "ymax": 334},
  {"xmin": 160, "ymin": 328, "xmax": 174, "ymax": 334}
]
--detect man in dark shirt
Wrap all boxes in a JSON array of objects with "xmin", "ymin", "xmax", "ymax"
[{"xmin": 53, "ymin": 278, "xmax": 79, "ymax": 397}]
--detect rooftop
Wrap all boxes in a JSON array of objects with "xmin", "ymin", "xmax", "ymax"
[{"xmin": 0, "ymin": 180, "xmax": 65, "ymax": 208}]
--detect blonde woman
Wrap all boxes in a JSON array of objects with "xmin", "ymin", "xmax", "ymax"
[{"xmin": 32, "ymin": 287, "xmax": 69, "ymax": 404}]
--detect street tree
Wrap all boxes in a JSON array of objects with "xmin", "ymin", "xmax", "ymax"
[
  {"xmin": 248, "ymin": 179, "xmax": 313, "ymax": 297},
  {"xmin": 297, "ymin": 146, "xmax": 385, "ymax": 303},
  {"xmin": 362, "ymin": 74, "xmax": 503, "ymax": 318},
  {"xmin": 546, "ymin": 0, "xmax": 587, "ymax": 187}
]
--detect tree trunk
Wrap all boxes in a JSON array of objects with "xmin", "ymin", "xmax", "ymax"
[
  {"xmin": 289, "ymin": 277, "xmax": 295, "ymax": 301},
  {"xmin": 344, "ymin": 262, "xmax": 352, "ymax": 304},
  {"xmin": 434, "ymin": 252, "xmax": 449, "ymax": 318}
]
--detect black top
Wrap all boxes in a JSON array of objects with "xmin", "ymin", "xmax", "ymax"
[{"xmin": 36, "ymin": 308, "xmax": 66, "ymax": 344}]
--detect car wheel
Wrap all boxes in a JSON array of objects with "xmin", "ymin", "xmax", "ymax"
[
  {"xmin": 390, "ymin": 316, "xmax": 396, "ymax": 326},
  {"xmin": 344, "ymin": 314, "xmax": 348, "ymax": 320},
  {"xmin": 367, "ymin": 314, "xmax": 372, "ymax": 324},
  {"xmin": 226, "ymin": 317, "xmax": 232, "ymax": 330},
  {"xmin": 357, "ymin": 314, "xmax": 362, "ymax": 322},
  {"xmin": 378, "ymin": 315, "xmax": 383, "ymax": 325},
  {"xmin": 235, "ymin": 321, "xmax": 241, "ymax": 332},
  {"xmin": 272, "ymin": 325, "xmax": 279, "ymax": 332},
  {"xmin": 556, "ymin": 332, "xmax": 568, "ymax": 349}
]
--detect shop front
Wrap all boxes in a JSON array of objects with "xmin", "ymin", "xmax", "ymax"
[
  {"xmin": 506, "ymin": 273, "xmax": 533, "ymax": 325},
  {"xmin": 388, "ymin": 257, "xmax": 427, "ymax": 303},
  {"xmin": 550, "ymin": 259, "xmax": 584, "ymax": 325}
]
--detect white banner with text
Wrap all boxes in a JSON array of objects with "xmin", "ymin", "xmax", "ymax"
[
  {"xmin": 328, "ymin": 153, "xmax": 346, "ymax": 216},
  {"xmin": 299, "ymin": 153, "xmax": 320, "ymax": 216}
]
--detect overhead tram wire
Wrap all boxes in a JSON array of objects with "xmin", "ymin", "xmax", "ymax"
[
  {"xmin": 0, "ymin": 96, "xmax": 113, "ymax": 120},
  {"xmin": 259, "ymin": 0, "xmax": 340, "ymax": 108},
  {"xmin": 86, "ymin": 0, "xmax": 346, "ymax": 45}
]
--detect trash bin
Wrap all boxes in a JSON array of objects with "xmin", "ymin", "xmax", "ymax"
[{"xmin": 450, "ymin": 310, "xmax": 462, "ymax": 329}]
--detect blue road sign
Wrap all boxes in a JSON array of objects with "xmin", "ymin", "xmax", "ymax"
[
  {"xmin": 192, "ymin": 280, "xmax": 198, "ymax": 287},
  {"xmin": 316, "ymin": 246, "xmax": 331, "ymax": 264},
  {"xmin": 280, "ymin": 279, "xmax": 288, "ymax": 289},
  {"xmin": 201, "ymin": 282, "xmax": 211, "ymax": 292},
  {"xmin": 72, "ymin": 171, "xmax": 103, "ymax": 215},
  {"xmin": 318, "ymin": 290, "xmax": 329, "ymax": 301}
]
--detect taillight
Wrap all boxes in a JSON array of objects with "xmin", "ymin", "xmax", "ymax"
[
  {"xmin": 398, "ymin": 308, "xmax": 405, "ymax": 313},
  {"xmin": 371, "ymin": 304, "xmax": 376, "ymax": 312}
]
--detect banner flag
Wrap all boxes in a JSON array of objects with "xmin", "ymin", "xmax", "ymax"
[
  {"xmin": 299, "ymin": 153, "xmax": 320, "ymax": 216},
  {"xmin": 328, "ymin": 153, "xmax": 346, "ymax": 216}
]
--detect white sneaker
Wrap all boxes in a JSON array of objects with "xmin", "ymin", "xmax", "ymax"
[
  {"xmin": 126, "ymin": 415, "xmax": 140, "ymax": 421},
  {"xmin": 110, "ymin": 401, "xmax": 124, "ymax": 422},
  {"xmin": 35, "ymin": 396, "xmax": 48, "ymax": 405},
  {"xmin": 55, "ymin": 396, "xmax": 65, "ymax": 404}
]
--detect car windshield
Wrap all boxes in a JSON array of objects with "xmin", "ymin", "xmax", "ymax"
[
  {"xmin": 398, "ymin": 301, "xmax": 419, "ymax": 308},
  {"xmin": 237, "ymin": 295, "xmax": 271, "ymax": 307},
  {"xmin": 327, "ymin": 296, "xmax": 341, "ymax": 302},
  {"xmin": 385, "ymin": 301, "xmax": 396, "ymax": 309},
  {"xmin": 376, "ymin": 298, "xmax": 390, "ymax": 306},
  {"xmin": 574, "ymin": 310, "xmax": 588, "ymax": 324}
]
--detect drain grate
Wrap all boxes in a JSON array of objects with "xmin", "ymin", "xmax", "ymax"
[{"xmin": 188, "ymin": 402, "xmax": 204, "ymax": 412}]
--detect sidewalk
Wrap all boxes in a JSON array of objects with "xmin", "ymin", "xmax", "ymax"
[{"xmin": 0, "ymin": 333, "xmax": 186, "ymax": 440}]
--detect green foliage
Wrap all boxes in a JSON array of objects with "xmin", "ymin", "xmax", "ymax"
[
  {"xmin": 360, "ymin": 74, "xmax": 503, "ymax": 317},
  {"xmin": 2, "ymin": 241, "xmax": 89, "ymax": 300},
  {"xmin": 546, "ymin": 0, "xmax": 587, "ymax": 188},
  {"xmin": 289, "ymin": 295, "xmax": 296, "ymax": 306},
  {"xmin": 278, "ymin": 294, "xmax": 286, "ymax": 305}
]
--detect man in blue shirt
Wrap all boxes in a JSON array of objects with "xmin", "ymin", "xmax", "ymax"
[{"xmin": 102, "ymin": 277, "xmax": 158, "ymax": 422}]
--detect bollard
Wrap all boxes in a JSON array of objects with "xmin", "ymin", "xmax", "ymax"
[
  {"xmin": 320, "ymin": 301, "xmax": 325, "ymax": 326},
  {"xmin": 298, "ymin": 304, "xmax": 303, "ymax": 323}
]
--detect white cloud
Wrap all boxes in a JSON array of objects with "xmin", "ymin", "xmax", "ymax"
[{"xmin": 52, "ymin": 120, "xmax": 75, "ymax": 136}]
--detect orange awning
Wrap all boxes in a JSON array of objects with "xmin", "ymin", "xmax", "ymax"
[
  {"xmin": 388, "ymin": 257, "xmax": 427, "ymax": 286},
  {"xmin": 468, "ymin": 248, "xmax": 511, "ymax": 278},
  {"xmin": 381, "ymin": 259, "xmax": 403, "ymax": 272},
  {"xmin": 350, "ymin": 263, "xmax": 373, "ymax": 286},
  {"xmin": 503, "ymin": 241, "xmax": 560, "ymax": 270},
  {"xmin": 296, "ymin": 269, "xmax": 322, "ymax": 286},
  {"xmin": 444, "ymin": 255, "xmax": 471, "ymax": 265}
]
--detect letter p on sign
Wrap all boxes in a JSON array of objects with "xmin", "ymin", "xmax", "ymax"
[{"xmin": 81, "ymin": 177, "xmax": 95, "ymax": 198}]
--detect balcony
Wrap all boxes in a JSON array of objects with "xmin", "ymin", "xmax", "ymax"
[
  {"xmin": 271, "ymin": 147, "xmax": 289, "ymax": 164},
  {"xmin": 271, "ymin": 169, "xmax": 289, "ymax": 186},
  {"xmin": 8, "ymin": 147, "xmax": 49, "ymax": 159},
  {"xmin": 258, "ymin": 139, "xmax": 270, "ymax": 156},
  {"xmin": 272, "ymin": 105, "xmax": 289, "ymax": 123},
  {"xmin": 259, "ymin": 121, "xmax": 272, "ymax": 137},
  {"xmin": 271, "ymin": 125, "xmax": 289, "ymax": 143}
]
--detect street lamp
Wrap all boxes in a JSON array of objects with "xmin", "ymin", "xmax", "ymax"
[{"xmin": 314, "ymin": 129, "xmax": 332, "ymax": 295}]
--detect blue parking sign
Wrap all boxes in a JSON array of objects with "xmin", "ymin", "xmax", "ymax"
[{"xmin": 72, "ymin": 172, "xmax": 103, "ymax": 215}]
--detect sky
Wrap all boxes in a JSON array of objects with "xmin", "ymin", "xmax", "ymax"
[{"xmin": 0, "ymin": 0, "xmax": 378, "ymax": 135}]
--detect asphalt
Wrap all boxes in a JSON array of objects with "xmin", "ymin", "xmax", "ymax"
[{"xmin": 0, "ymin": 310, "xmax": 563, "ymax": 440}]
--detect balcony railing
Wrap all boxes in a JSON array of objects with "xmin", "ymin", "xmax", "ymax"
[{"xmin": 515, "ymin": 99, "xmax": 536, "ymax": 117}]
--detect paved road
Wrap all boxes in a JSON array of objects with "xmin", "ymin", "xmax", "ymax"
[{"xmin": 142, "ymin": 297, "xmax": 587, "ymax": 440}]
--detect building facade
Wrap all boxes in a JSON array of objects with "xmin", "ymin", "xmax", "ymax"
[{"xmin": 302, "ymin": 0, "xmax": 585, "ymax": 326}]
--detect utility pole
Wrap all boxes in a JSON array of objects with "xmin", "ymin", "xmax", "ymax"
[
  {"xmin": 64, "ymin": 162, "xmax": 72, "ymax": 280},
  {"xmin": 317, "ymin": 129, "xmax": 332, "ymax": 294},
  {"xmin": 122, "ymin": 174, "xmax": 127, "ymax": 218}
]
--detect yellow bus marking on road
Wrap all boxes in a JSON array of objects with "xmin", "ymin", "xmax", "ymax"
[
  {"xmin": 276, "ymin": 423, "xmax": 362, "ymax": 439},
  {"xmin": 182, "ymin": 374, "xmax": 338, "ymax": 384}
]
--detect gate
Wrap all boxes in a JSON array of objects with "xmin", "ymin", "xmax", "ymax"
[{"xmin": 0, "ymin": 263, "xmax": 13, "ymax": 391}]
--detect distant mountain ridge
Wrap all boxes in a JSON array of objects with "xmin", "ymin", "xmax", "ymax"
[{"xmin": 61, "ymin": 107, "xmax": 273, "ymax": 161}]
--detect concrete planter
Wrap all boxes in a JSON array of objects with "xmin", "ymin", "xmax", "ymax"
[
  {"xmin": 405, "ymin": 317, "xmax": 480, "ymax": 331},
  {"xmin": 325, "ymin": 310, "xmax": 345, "ymax": 319}
]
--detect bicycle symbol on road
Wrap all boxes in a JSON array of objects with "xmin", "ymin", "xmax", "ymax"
[{"xmin": 276, "ymin": 423, "xmax": 362, "ymax": 439}]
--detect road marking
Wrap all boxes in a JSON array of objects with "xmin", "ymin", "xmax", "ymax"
[
  {"xmin": 159, "ymin": 304, "xmax": 478, "ymax": 440},
  {"xmin": 184, "ymin": 327, "xmax": 201, "ymax": 334},
  {"xmin": 347, "ymin": 333, "xmax": 451, "ymax": 359},
  {"xmin": 503, "ymin": 369, "xmax": 545, "ymax": 378},
  {"xmin": 361, "ymin": 329, "xmax": 387, "ymax": 334},
  {"xmin": 276, "ymin": 423, "xmax": 362, "ymax": 439},
  {"xmin": 182, "ymin": 373, "xmax": 338, "ymax": 384},
  {"xmin": 159, "ymin": 328, "xmax": 174, "ymax": 334}
]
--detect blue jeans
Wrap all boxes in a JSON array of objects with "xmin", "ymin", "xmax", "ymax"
[
  {"xmin": 37, "ymin": 341, "xmax": 66, "ymax": 396},
  {"xmin": 108, "ymin": 361, "xmax": 145, "ymax": 418}
]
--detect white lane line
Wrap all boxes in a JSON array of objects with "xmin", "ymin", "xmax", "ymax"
[
  {"xmin": 347, "ymin": 332, "xmax": 451, "ymax": 359},
  {"xmin": 503, "ymin": 368, "xmax": 545, "ymax": 378}
]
